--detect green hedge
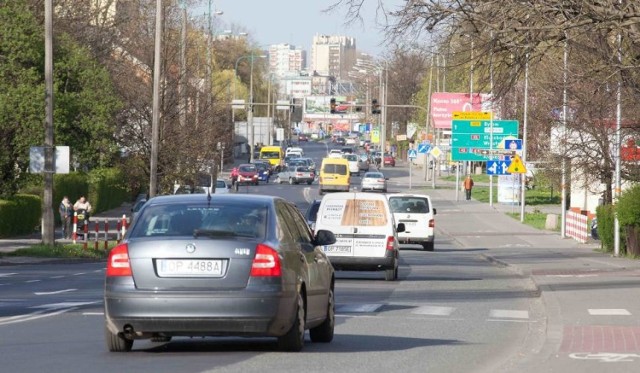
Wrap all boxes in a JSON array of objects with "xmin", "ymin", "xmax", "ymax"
[
  {"xmin": 596, "ymin": 204, "xmax": 616, "ymax": 253},
  {"xmin": 617, "ymin": 184, "xmax": 640, "ymax": 256},
  {"xmin": 0, "ymin": 194, "xmax": 41, "ymax": 237},
  {"xmin": 87, "ymin": 168, "xmax": 130, "ymax": 214}
]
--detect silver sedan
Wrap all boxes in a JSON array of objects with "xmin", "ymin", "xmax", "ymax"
[
  {"xmin": 360, "ymin": 171, "xmax": 388, "ymax": 192},
  {"xmin": 104, "ymin": 194, "xmax": 336, "ymax": 352}
]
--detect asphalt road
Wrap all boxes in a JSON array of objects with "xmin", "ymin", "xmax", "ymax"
[{"xmin": 1, "ymin": 141, "xmax": 640, "ymax": 372}]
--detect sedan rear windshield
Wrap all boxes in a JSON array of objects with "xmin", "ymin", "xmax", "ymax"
[
  {"xmin": 130, "ymin": 203, "xmax": 268, "ymax": 239},
  {"xmin": 388, "ymin": 197, "xmax": 430, "ymax": 213}
]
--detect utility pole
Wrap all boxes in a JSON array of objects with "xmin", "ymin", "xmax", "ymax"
[
  {"xmin": 179, "ymin": 1, "xmax": 187, "ymax": 127},
  {"xmin": 43, "ymin": 0, "xmax": 54, "ymax": 245},
  {"xmin": 149, "ymin": 0, "xmax": 163, "ymax": 197}
]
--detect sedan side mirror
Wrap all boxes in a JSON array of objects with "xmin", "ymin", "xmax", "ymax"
[
  {"xmin": 433, "ymin": 208, "xmax": 437, "ymax": 215},
  {"xmin": 396, "ymin": 223, "xmax": 406, "ymax": 233},
  {"xmin": 314, "ymin": 229, "xmax": 336, "ymax": 246}
]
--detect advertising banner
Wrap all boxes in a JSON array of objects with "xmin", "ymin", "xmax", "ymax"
[{"xmin": 431, "ymin": 93, "xmax": 493, "ymax": 129}]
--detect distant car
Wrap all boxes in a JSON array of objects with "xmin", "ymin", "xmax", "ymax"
[
  {"xmin": 252, "ymin": 160, "xmax": 273, "ymax": 175},
  {"xmin": 174, "ymin": 185, "xmax": 207, "ymax": 194},
  {"xmin": 298, "ymin": 134, "xmax": 309, "ymax": 142},
  {"xmin": 345, "ymin": 137, "xmax": 357, "ymax": 145},
  {"xmin": 357, "ymin": 154, "xmax": 370, "ymax": 172},
  {"xmin": 388, "ymin": 194, "xmax": 437, "ymax": 251},
  {"xmin": 286, "ymin": 147, "xmax": 304, "ymax": 157},
  {"xmin": 383, "ymin": 153, "xmax": 395, "ymax": 167},
  {"xmin": 284, "ymin": 154, "xmax": 302, "ymax": 166},
  {"xmin": 231, "ymin": 164, "xmax": 259, "ymax": 186},
  {"xmin": 104, "ymin": 194, "xmax": 337, "ymax": 352},
  {"xmin": 335, "ymin": 137, "xmax": 346, "ymax": 146},
  {"xmin": 130, "ymin": 198, "xmax": 147, "ymax": 221},
  {"xmin": 304, "ymin": 199, "xmax": 322, "ymax": 231},
  {"xmin": 298, "ymin": 157, "xmax": 316, "ymax": 171},
  {"xmin": 360, "ymin": 171, "xmax": 388, "ymax": 193},
  {"xmin": 275, "ymin": 166, "xmax": 316, "ymax": 185},
  {"xmin": 328, "ymin": 149, "xmax": 343, "ymax": 159},
  {"xmin": 341, "ymin": 147, "xmax": 355, "ymax": 154},
  {"xmin": 214, "ymin": 179, "xmax": 230, "ymax": 194},
  {"xmin": 252, "ymin": 161, "xmax": 271, "ymax": 182},
  {"xmin": 343, "ymin": 154, "xmax": 360, "ymax": 176}
]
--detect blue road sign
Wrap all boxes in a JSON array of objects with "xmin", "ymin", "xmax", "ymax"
[
  {"xmin": 408, "ymin": 149, "xmax": 418, "ymax": 159},
  {"xmin": 487, "ymin": 160, "xmax": 512, "ymax": 175},
  {"xmin": 504, "ymin": 139, "xmax": 522, "ymax": 151},
  {"xmin": 417, "ymin": 143, "xmax": 431, "ymax": 154}
]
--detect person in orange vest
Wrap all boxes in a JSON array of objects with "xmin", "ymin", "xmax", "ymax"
[{"xmin": 463, "ymin": 175, "xmax": 474, "ymax": 201}]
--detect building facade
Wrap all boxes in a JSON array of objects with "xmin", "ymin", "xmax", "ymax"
[
  {"xmin": 310, "ymin": 35, "xmax": 356, "ymax": 81},
  {"xmin": 268, "ymin": 44, "xmax": 306, "ymax": 77}
]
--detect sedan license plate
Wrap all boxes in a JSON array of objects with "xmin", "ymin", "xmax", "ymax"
[
  {"xmin": 323, "ymin": 245, "xmax": 351, "ymax": 253},
  {"xmin": 157, "ymin": 259, "xmax": 224, "ymax": 277}
]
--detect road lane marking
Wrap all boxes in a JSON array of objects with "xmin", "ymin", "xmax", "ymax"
[
  {"xmin": 25, "ymin": 280, "xmax": 41, "ymax": 283},
  {"xmin": 0, "ymin": 273, "xmax": 17, "ymax": 277},
  {"xmin": 50, "ymin": 276, "xmax": 65, "ymax": 279},
  {"xmin": 411, "ymin": 306, "xmax": 455, "ymax": 316},
  {"xmin": 489, "ymin": 309, "xmax": 529, "ymax": 319},
  {"xmin": 336, "ymin": 303, "xmax": 384, "ymax": 313},
  {"xmin": 82, "ymin": 312, "xmax": 104, "ymax": 316},
  {"xmin": 34, "ymin": 289, "xmax": 77, "ymax": 295},
  {"xmin": 588, "ymin": 309, "xmax": 631, "ymax": 316},
  {"xmin": 73, "ymin": 272, "xmax": 87, "ymax": 276}
]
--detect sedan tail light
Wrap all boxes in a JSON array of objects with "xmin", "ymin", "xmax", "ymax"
[
  {"xmin": 429, "ymin": 219, "xmax": 435, "ymax": 228},
  {"xmin": 250, "ymin": 244, "xmax": 282, "ymax": 277},
  {"xmin": 377, "ymin": 179, "xmax": 385, "ymax": 182},
  {"xmin": 386, "ymin": 236, "xmax": 395, "ymax": 251},
  {"xmin": 296, "ymin": 172, "xmax": 303, "ymax": 177},
  {"xmin": 106, "ymin": 243, "xmax": 132, "ymax": 277}
]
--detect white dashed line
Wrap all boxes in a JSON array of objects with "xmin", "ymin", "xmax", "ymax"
[
  {"xmin": 336, "ymin": 303, "xmax": 384, "ymax": 313},
  {"xmin": 73, "ymin": 272, "xmax": 86, "ymax": 276},
  {"xmin": 412, "ymin": 306, "xmax": 455, "ymax": 316},
  {"xmin": 489, "ymin": 309, "xmax": 529, "ymax": 319},
  {"xmin": 0, "ymin": 273, "xmax": 17, "ymax": 277},
  {"xmin": 25, "ymin": 280, "xmax": 41, "ymax": 283},
  {"xmin": 588, "ymin": 309, "xmax": 631, "ymax": 316},
  {"xmin": 34, "ymin": 289, "xmax": 77, "ymax": 295}
]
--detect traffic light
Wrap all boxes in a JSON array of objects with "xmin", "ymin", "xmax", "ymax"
[
  {"xmin": 330, "ymin": 98, "xmax": 337, "ymax": 114},
  {"xmin": 372, "ymin": 99, "xmax": 381, "ymax": 114}
]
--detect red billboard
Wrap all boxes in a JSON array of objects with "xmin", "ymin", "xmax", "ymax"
[{"xmin": 431, "ymin": 93, "xmax": 490, "ymax": 129}]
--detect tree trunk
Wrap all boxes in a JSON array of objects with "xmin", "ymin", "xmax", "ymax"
[{"xmin": 625, "ymin": 225, "xmax": 640, "ymax": 257}]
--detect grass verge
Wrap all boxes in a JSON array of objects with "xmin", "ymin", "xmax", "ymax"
[{"xmin": 0, "ymin": 242, "xmax": 117, "ymax": 259}]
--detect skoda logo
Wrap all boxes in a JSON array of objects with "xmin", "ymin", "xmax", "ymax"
[{"xmin": 185, "ymin": 243, "xmax": 196, "ymax": 254}]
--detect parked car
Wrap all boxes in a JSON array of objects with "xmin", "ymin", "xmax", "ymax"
[
  {"xmin": 275, "ymin": 166, "xmax": 316, "ymax": 185},
  {"xmin": 313, "ymin": 192, "xmax": 405, "ymax": 281},
  {"xmin": 360, "ymin": 171, "xmax": 388, "ymax": 193},
  {"xmin": 388, "ymin": 194, "xmax": 437, "ymax": 251},
  {"xmin": 383, "ymin": 153, "xmax": 396, "ymax": 167},
  {"xmin": 174, "ymin": 185, "xmax": 207, "ymax": 194},
  {"xmin": 130, "ymin": 198, "xmax": 147, "ymax": 222},
  {"xmin": 214, "ymin": 179, "xmax": 230, "ymax": 194},
  {"xmin": 104, "ymin": 194, "xmax": 337, "ymax": 352}
]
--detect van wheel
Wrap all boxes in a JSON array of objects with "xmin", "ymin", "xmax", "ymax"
[{"xmin": 422, "ymin": 242, "xmax": 435, "ymax": 251}]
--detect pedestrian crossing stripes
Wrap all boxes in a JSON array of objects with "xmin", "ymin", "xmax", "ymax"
[{"xmin": 588, "ymin": 309, "xmax": 632, "ymax": 316}]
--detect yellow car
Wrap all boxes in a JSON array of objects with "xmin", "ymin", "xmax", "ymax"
[{"xmin": 319, "ymin": 157, "xmax": 350, "ymax": 195}]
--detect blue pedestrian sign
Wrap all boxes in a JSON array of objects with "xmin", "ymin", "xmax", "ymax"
[
  {"xmin": 417, "ymin": 143, "xmax": 431, "ymax": 154},
  {"xmin": 504, "ymin": 139, "xmax": 522, "ymax": 151},
  {"xmin": 408, "ymin": 149, "xmax": 418, "ymax": 159},
  {"xmin": 487, "ymin": 160, "xmax": 511, "ymax": 175}
]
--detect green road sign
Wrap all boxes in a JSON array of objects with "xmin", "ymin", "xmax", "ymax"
[{"xmin": 451, "ymin": 120, "xmax": 519, "ymax": 161}]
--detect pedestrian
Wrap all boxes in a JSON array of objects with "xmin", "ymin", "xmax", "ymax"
[
  {"xmin": 58, "ymin": 196, "xmax": 72, "ymax": 239},
  {"xmin": 463, "ymin": 175, "xmax": 474, "ymax": 201},
  {"xmin": 73, "ymin": 195, "xmax": 92, "ymax": 213}
]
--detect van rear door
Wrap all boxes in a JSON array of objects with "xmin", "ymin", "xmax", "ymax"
[{"xmin": 319, "ymin": 193, "xmax": 389, "ymax": 258}]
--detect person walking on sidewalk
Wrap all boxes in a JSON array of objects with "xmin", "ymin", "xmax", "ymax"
[
  {"xmin": 463, "ymin": 175, "xmax": 474, "ymax": 201},
  {"xmin": 58, "ymin": 196, "xmax": 72, "ymax": 239}
]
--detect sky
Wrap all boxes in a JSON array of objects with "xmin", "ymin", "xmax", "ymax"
[{"xmin": 192, "ymin": 0, "xmax": 403, "ymax": 57}]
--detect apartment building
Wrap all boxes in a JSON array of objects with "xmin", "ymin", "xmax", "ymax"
[
  {"xmin": 310, "ymin": 35, "xmax": 357, "ymax": 81},
  {"xmin": 268, "ymin": 44, "xmax": 307, "ymax": 77}
]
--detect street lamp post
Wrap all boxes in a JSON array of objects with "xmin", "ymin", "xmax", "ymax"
[{"xmin": 234, "ymin": 54, "xmax": 266, "ymax": 161}]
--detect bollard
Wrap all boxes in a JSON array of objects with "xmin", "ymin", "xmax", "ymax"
[
  {"xmin": 83, "ymin": 221, "xmax": 89, "ymax": 250},
  {"xmin": 104, "ymin": 220, "xmax": 109, "ymax": 250},
  {"xmin": 94, "ymin": 219, "xmax": 99, "ymax": 250},
  {"xmin": 121, "ymin": 214, "xmax": 127, "ymax": 238},
  {"xmin": 116, "ymin": 220, "xmax": 122, "ymax": 242},
  {"xmin": 72, "ymin": 212, "xmax": 78, "ymax": 244}
]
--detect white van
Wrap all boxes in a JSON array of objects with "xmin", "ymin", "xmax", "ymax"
[
  {"xmin": 387, "ymin": 194, "xmax": 437, "ymax": 251},
  {"xmin": 314, "ymin": 192, "xmax": 405, "ymax": 281}
]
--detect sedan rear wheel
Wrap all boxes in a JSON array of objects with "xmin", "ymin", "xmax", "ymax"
[
  {"xmin": 105, "ymin": 324, "xmax": 133, "ymax": 352},
  {"xmin": 276, "ymin": 176, "xmax": 282, "ymax": 184},
  {"xmin": 310, "ymin": 288, "xmax": 334, "ymax": 343},
  {"xmin": 278, "ymin": 293, "xmax": 305, "ymax": 352}
]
